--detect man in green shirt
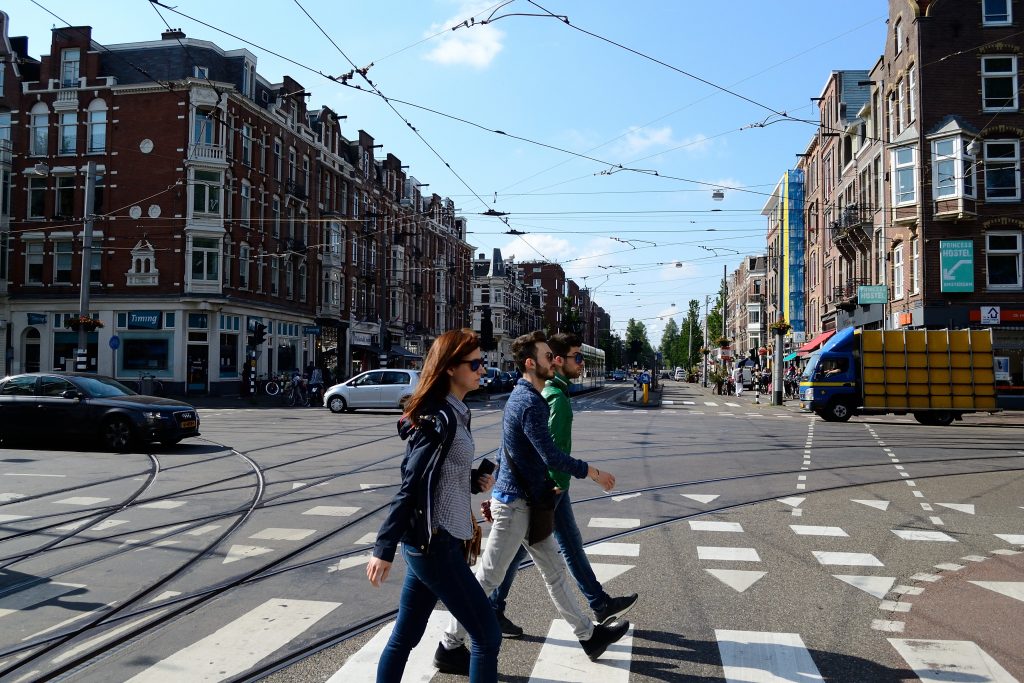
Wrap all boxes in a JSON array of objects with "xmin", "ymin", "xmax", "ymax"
[{"xmin": 488, "ymin": 333, "xmax": 639, "ymax": 636}]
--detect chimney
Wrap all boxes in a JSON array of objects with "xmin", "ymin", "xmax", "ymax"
[
  {"xmin": 478, "ymin": 253, "xmax": 486, "ymax": 260},
  {"xmin": 161, "ymin": 28, "xmax": 186, "ymax": 40}
]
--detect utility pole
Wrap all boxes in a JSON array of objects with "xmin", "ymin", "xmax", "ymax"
[
  {"xmin": 702, "ymin": 295, "xmax": 710, "ymax": 387},
  {"xmin": 77, "ymin": 161, "xmax": 97, "ymax": 372}
]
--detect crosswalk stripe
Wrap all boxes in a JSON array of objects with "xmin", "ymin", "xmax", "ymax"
[
  {"xmin": 725, "ymin": 402, "xmax": 740, "ymax": 407},
  {"xmin": 529, "ymin": 619, "xmax": 632, "ymax": 681},
  {"xmin": 704, "ymin": 401, "xmax": 718, "ymax": 407},
  {"xmin": 584, "ymin": 542, "xmax": 640, "ymax": 557},
  {"xmin": 125, "ymin": 599, "xmax": 340, "ymax": 682},
  {"xmin": 690, "ymin": 521, "xmax": 744, "ymax": 532},
  {"xmin": 328, "ymin": 610, "xmax": 448, "ymax": 682},
  {"xmin": 716, "ymin": 629, "xmax": 824, "ymax": 682},
  {"xmin": 888, "ymin": 638, "xmax": 1018, "ymax": 682}
]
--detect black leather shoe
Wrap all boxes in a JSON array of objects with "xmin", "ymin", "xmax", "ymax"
[
  {"xmin": 432, "ymin": 642, "xmax": 470, "ymax": 675},
  {"xmin": 496, "ymin": 610, "xmax": 524, "ymax": 638},
  {"xmin": 594, "ymin": 593, "xmax": 638, "ymax": 625},
  {"xmin": 580, "ymin": 620, "xmax": 630, "ymax": 661}
]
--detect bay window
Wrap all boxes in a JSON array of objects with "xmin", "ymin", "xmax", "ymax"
[
  {"xmin": 932, "ymin": 137, "xmax": 976, "ymax": 200},
  {"xmin": 192, "ymin": 170, "xmax": 222, "ymax": 215},
  {"xmin": 190, "ymin": 237, "xmax": 220, "ymax": 283},
  {"xmin": 986, "ymin": 232, "xmax": 1022, "ymax": 289}
]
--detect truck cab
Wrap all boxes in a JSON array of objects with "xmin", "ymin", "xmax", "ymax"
[{"xmin": 800, "ymin": 343, "xmax": 858, "ymax": 422}]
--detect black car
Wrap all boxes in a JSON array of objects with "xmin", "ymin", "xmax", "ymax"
[{"xmin": 0, "ymin": 373, "xmax": 200, "ymax": 451}]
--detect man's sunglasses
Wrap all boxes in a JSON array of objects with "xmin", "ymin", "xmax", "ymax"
[
  {"xmin": 459, "ymin": 358, "xmax": 485, "ymax": 371},
  {"xmin": 571, "ymin": 352, "xmax": 585, "ymax": 364}
]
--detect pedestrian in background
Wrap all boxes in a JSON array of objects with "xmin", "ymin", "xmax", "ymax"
[
  {"xmin": 366, "ymin": 329, "xmax": 500, "ymax": 683},
  {"xmin": 309, "ymin": 365, "xmax": 324, "ymax": 406},
  {"xmin": 488, "ymin": 332, "xmax": 638, "ymax": 638},
  {"xmin": 733, "ymin": 364, "xmax": 744, "ymax": 396},
  {"xmin": 439, "ymin": 331, "xmax": 629, "ymax": 670}
]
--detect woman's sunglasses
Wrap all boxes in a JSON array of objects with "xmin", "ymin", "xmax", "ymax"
[{"xmin": 459, "ymin": 358, "xmax": 485, "ymax": 371}]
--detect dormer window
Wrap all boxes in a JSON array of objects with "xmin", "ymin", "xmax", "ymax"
[
  {"xmin": 61, "ymin": 48, "xmax": 80, "ymax": 87},
  {"xmin": 194, "ymin": 65, "xmax": 208, "ymax": 79}
]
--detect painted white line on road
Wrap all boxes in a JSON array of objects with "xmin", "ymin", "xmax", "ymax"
[
  {"xmin": 681, "ymin": 494, "xmax": 720, "ymax": 504},
  {"xmin": 590, "ymin": 563, "xmax": 635, "ymax": 584},
  {"xmin": 186, "ymin": 524, "xmax": 222, "ymax": 536},
  {"xmin": 892, "ymin": 529, "xmax": 957, "ymax": 542},
  {"xmin": 0, "ymin": 514, "xmax": 28, "ymax": 523},
  {"xmin": 585, "ymin": 542, "xmax": 640, "ymax": 558},
  {"xmin": 797, "ymin": 475, "xmax": 806, "ymax": 481},
  {"xmin": 137, "ymin": 500, "xmax": 186, "ymax": 510},
  {"xmin": 705, "ymin": 569, "xmax": 765, "ymax": 593},
  {"xmin": 812, "ymin": 551, "xmax": 883, "ymax": 567},
  {"xmin": 611, "ymin": 493, "xmax": 642, "ymax": 502},
  {"xmin": 910, "ymin": 573, "xmax": 941, "ymax": 582},
  {"xmin": 0, "ymin": 493, "xmax": 26, "ymax": 503},
  {"xmin": 683, "ymin": 401, "xmax": 696, "ymax": 405},
  {"xmin": 302, "ymin": 506, "xmax": 361, "ymax": 517},
  {"xmin": 992, "ymin": 549, "xmax": 1023, "ymax": 556},
  {"xmin": 22, "ymin": 600, "xmax": 119, "ymax": 641},
  {"xmin": 222, "ymin": 544, "xmax": 274, "ymax": 564},
  {"xmin": 715, "ymin": 630, "xmax": 824, "ymax": 683},
  {"xmin": 934, "ymin": 563, "xmax": 964, "ymax": 571},
  {"xmin": 54, "ymin": 497, "xmax": 109, "ymax": 506},
  {"xmin": 913, "ymin": 491, "xmax": 925, "ymax": 498},
  {"xmin": 888, "ymin": 638, "xmax": 1018, "ymax": 683},
  {"xmin": 777, "ymin": 497, "xmax": 805, "ymax": 508},
  {"xmin": 354, "ymin": 532, "xmax": 377, "ymax": 545},
  {"xmin": 879, "ymin": 600, "xmax": 912, "ymax": 613},
  {"xmin": 90, "ymin": 519, "xmax": 129, "ymax": 532},
  {"xmin": 872, "ymin": 620, "xmax": 904, "ymax": 633},
  {"xmin": 790, "ymin": 525, "xmax": 847, "ymax": 537},
  {"xmin": 962, "ymin": 555, "xmax": 989, "ymax": 562},
  {"xmin": 704, "ymin": 402, "xmax": 718, "ymax": 407},
  {"xmin": 833, "ymin": 575, "xmax": 895, "ymax": 599},
  {"xmin": 327, "ymin": 555, "xmax": 371, "ymax": 573},
  {"xmin": 725, "ymin": 402, "xmax": 740, "ymax": 407},
  {"xmin": 791, "ymin": 509, "xmax": 803, "ymax": 517},
  {"xmin": 906, "ymin": 480, "xmax": 917, "ymax": 486},
  {"xmin": 662, "ymin": 400, "xmax": 674, "ymax": 405},
  {"xmin": 249, "ymin": 528, "xmax": 317, "ymax": 542},
  {"xmin": 930, "ymin": 517, "xmax": 945, "ymax": 526},
  {"xmin": 891, "ymin": 585, "xmax": 924, "ymax": 596},
  {"xmin": 994, "ymin": 534, "xmax": 1024, "ymax": 545},
  {"xmin": 796, "ymin": 484, "xmax": 806, "ymax": 490},
  {"xmin": 920, "ymin": 503, "xmax": 933, "ymax": 511},
  {"xmin": 150, "ymin": 523, "xmax": 190, "ymax": 536},
  {"xmin": 689, "ymin": 521, "xmax": 744, "ymax": 533},
  {"xmin": 936, "ymin": 503, "xmax": 976, "ymax": 515},
  {"xmin": 894, "ymin": 465, "xmax": 905, "ymax": 470},
  {"xmin": 969, "ymin": 581, "xmax": 1024, "ymax": 603},
  {"xmin": 149, "ymin": 591, "xmax": 181, "ymax": 603},
  {"xmin": 852, "ymin": 499, "xmax": 890, "ymax": 511},
  {"xmin": 328, "ymin": 610, "xmax": 446, "ymax": 682},
  {"xmin": 529, "ymin": 619, "xmax": 633, "ymax": 681},
  {"xmin": 697, "ymin": 546, "xmax": 760, "ymax": 562},
  {"xmin": 125, "ymin": 599, "xmax": 340, "ymax": 683},
  {"xmin": 3, "ymin": 473, "xmax": 65, "ymax": 477},
  {"xmin": 52, "ymin": 609, "xmax": 169, "ymax": 665},
  {"xmin": 588, "ymin": 517, "xmax": 641, "ymax": 529}
]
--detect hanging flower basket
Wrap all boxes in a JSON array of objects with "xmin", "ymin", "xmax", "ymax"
[
  {"xmin": 715, "ymin": 336, "xmax": 731, "ymax": 349},
  {"xmin": 699, "ymin": 346, "xmax": 711, "ymax": 355},
  {"xmin": 65, "ymin": 315, "xmax": 104, "ymax": 332},
  {"xmin": 769, "ymin": 318, "xmax": 792, "ymax": 335}
]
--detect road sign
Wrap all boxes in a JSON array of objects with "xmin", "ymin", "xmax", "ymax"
[
  {"xmin": 940, "ymin": 240, "xmax": 974, "ymax": 292},
  {"xmin": 981, "ymin": 306, "xmax": 1000, "ymax": 325},
  {"xmin": 108, "ymin": 335, "xmax": 120, "ymax": 350},
  {"xmin": 857, "ymin": 285, "xmax": 887, "ymax": 305}
]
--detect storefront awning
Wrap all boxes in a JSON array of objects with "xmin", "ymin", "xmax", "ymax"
[
  {"xmin": 783, "ymin": 351, "xmax": 799, "ymax": 362},
  {"xmin": 390, "ymin": 345, "xmax": 422, "ymax": 360},
  {"xmin": 798, "ymin": 330, "xmax": 836, "ymax": 354}
]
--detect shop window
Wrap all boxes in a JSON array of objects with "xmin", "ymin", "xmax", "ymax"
[
  {"xmin": 123, "ymin": 338, "xmax": 170, "ymax": 371},
  {"xmin": 219, "ymin": 333, "xmax": 239, "ymax": 376}
]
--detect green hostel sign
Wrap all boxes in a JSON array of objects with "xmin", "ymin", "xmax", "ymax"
[{"xmin": 940, "ymin": 240, "xmax": 974, "ymax": 292}]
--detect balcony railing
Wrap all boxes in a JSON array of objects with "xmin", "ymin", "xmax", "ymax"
[
  {"xmin": 830, "ymin": 278, "xmax": 869, "ymax": 303},
  {"xmin": 285, "ymin": 180, "xmax": 309, "ymax": 202},
  {"xmin": 188, "ymin": 143, "xmax": 226, "ymax": 163}
]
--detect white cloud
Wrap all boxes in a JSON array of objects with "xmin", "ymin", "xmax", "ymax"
[
  {"xmin": 423, "ymin": 4, "xmax": 504, "ymax": 69},
  {"xmin": 610, "ymin": 126, "xmax": 714, "ymax": 163},
  {"xmin": 499, "ymin": 233, "xmax": 573, "ymax": 263}
]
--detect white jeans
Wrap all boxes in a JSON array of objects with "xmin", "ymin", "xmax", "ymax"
[{"xmin": 442, "ymin": 497, "xmax": 594, "ymax": 647}]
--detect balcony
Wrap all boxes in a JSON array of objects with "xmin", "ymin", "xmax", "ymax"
[
  {"xmin": 830, "ymin": 278, "xmax": 869, "ymax": 309},
  {"xmin": 830, "ymin": 204, "xmax": 873, "ymax": 257},
  {"xmin": 285, "ymin": 180, "xmax": 309, "ymax": 202},
  {"xmin": 188, "ymin": 143, "xmax": 226, "ymax": 163},
  {"xmin": 933, "ymin": 195, "xmax": 978, "ymax": 222}
]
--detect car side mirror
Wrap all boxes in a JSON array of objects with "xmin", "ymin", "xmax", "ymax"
[{"xmin": 62, "ymin": 389, "xmax": 83, "ymax": 400}]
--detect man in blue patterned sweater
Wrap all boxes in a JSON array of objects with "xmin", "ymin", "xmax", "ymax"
[{"xmin": 437, "ymin": 331, "xmax": 628, "ymax": 672}]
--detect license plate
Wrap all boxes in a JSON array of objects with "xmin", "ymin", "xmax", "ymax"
[{"xmin": 180, "ymin": 420, "xmax": 196, "ymax": 429}]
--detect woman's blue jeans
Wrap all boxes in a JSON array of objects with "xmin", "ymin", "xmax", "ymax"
[{"xmin": 378, "ymin": 529, "xmax": 501, "ymax": 683}]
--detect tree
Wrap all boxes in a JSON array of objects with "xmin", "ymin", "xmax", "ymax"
[
  {"xmin": 673, "ymin": 299, "xmax": 703, "ymax": 369},
  {"xmin": 660, "ymin": 318, "xmax": 680, "ymax": 366},
  {"xmin": 705, "ymin": 280, "xmax": 728, "ymax": 347},
  {"xmin": 599, "ymin": 331, "xmax": 623, "ymax": 369},
  {"xmin": 625, "ymin": 318, "xmax": 654, "ymax": 368},
  {"xmin": 560, "ymin": 296, "xmax": 582, "ymax": 335}
]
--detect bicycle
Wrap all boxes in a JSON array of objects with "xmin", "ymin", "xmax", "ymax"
[
  {"xmin": 283, "ymin": 375, "xmax": 309, "ymax": 407},
  {"xmin": 134, "ymin": 372, "xmax": 165, "ymax": 396},
  {"xmin": 262, "ymin": 373, "xmax": 285, "ymax": 396}
]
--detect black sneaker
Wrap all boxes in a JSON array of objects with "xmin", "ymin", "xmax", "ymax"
[
  {"xmin": 594, "ymin": 593, "xmax": 638, "ymax": 625},
  {"xmin": 580, "ymin": 620, "xmax": 630, "ymax": 661},
  {"xmin": 496, "ymin": 610, "xmax": 524, "ymax": 638},
  {"xmin": 432, "ymin": 642, "xmax": 469, "ymax": 675}
]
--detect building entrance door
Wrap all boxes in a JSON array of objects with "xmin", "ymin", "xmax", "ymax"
[
  {"xmin": 187, "ymin": 344, "xmax": 208, "ymax": 393},
  {"xmin": 22, "ymin": 328, "xmax": 41, "ymax": 373}
]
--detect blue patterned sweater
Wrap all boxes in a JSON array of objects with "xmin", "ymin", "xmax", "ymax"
[{"xmin": 494, "ymin": 379, "xmax": 589, "ymax": 502}]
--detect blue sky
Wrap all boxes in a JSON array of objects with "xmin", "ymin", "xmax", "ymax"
[{"xmin": 9, "ymin": 0, "xmax": 886, "ymax": 340}]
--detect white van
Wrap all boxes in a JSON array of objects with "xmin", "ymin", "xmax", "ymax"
[{"xmin": 673, "ymin": 368, "xmax": 686, "ymax": 381}]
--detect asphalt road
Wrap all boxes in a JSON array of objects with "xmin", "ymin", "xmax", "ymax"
[{"xmin": 0, "ymin": 381, "xmax": 1021, "ymax": 682}]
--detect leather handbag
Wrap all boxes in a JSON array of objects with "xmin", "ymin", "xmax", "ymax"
[{"xmin": 501, "ymin": 447, "xmax": 561, "ymax": 545}]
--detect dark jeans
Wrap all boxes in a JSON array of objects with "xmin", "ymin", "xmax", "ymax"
[
  {"xmin": 489, "ymin": 490, "xmax": 609, "ymax": 614},
  {"xmin": 378, "ymin": 530, "xmax": 501, "ymax": 683}
]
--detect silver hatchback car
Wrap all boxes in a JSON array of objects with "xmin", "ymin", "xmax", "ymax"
[{"xmin": 324, "ymin": 369, "xmax": 420, "ymax": 413}]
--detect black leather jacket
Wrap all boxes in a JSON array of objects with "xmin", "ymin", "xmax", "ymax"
[{"xmin": 373, "ymin": 401, "xmax": 459, "ymax": 562}]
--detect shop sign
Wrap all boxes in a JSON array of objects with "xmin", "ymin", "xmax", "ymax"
[
  {"xmin": 939, "ymin": 240, "xmax": 974, "ymax": 292},
  {"xmin": 128, "ymin": 311, "xmax": 162, "ymax": 329},
  {"xmin": 981, "ymin": 306, "xmax": 1000, "ymax": 326},
  {"xmin": 303, "ymin": 326, "xmax": 322, "ymax": 335},
  {"xmin": 353, "ymin": 332, "xmax": 372, "ymax": 346},
  {"xmin": 857, "ymin": 285, "xmax": 887, "ymax": 305},
  {"xmin": 26, "ymin": 313, "xmax": 47, "ymax": 325}
]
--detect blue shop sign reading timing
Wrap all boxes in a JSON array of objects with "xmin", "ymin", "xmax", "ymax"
[{"xmin": 128, "ymin": 311, "xmax": 162, "ymax": 329}]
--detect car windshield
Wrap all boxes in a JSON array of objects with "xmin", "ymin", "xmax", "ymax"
[{"xmin": 75, "ymin": 376, "xmax": 137, "ymax": 398}]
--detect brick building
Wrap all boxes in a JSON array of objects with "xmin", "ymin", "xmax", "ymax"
[
  {"xmin": 726, "ymin": 254, "xmax": 767, "ymax": 361},
  {"xmin": 0, "ymin": 23, "xmax": 471, "ymax": 393}
]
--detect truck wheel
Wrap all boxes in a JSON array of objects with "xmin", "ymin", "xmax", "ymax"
[
  {"xmin": 825, "ymin": 400, "xmax": 852, "ymax": 422},
  {"xmin": 931, "ymin": 411, "xmax": 955, "ymax": 426},
  {"xmin": 913, "ymin": 412, "xmax": 933, "ymax": 425}
]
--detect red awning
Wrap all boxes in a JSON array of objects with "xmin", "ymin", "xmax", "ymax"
[{"xmin": 798, "ymin": 330, "xmax": 836, "ymax": 354}]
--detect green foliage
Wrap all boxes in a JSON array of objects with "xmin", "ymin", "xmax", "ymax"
[{"xmin": 625, "ymin": 318, "xmax": 654, "ymax": 367}]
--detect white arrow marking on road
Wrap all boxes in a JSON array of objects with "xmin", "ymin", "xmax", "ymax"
[
  {"xmin": 833, "ymin": 575, "xmax": 897, "ymax": 599},
  {"xmin": 529, "ymin": 619, "xmax": 633, "ymax": 681},
  {"xmin": 327, "ymin": 554, "xmax": 371, "ymax": 573},
  {"xmin": 706, "ymin": 569, "xmax": 766, "ymax": 593},
  {"xmin": 777, "ymin": 496, "xmax": 805, "ymax": 508},
  {"xmin": 360, "ymin": 484, "xmax": 384, "ymax": 490},
  {"xmin": 222, "ymin": 544, "xmax": 274, "ymax": 564},
  {"xmin": 611, "ymin": 493, "xmax": 641, "ymax": 502},
  {"xmin": 852, "ymin": 499, "xmax": 890, "ymax": 511},
  {"xmin": 888, "ymin": 638, "xmax": 1018, "ymax": 683},
  {"xmin": 292, "ymin": 482, "xmax": 306, "ymax": 489},
  {"xmin": 682, "ymin": 494, "xmax": 720, "ymax": 504},
  {"xmin": 589, "ymin": 563, "xmax": 635, "ymax": 584},
  {"xmin": 937, "ymin": 503, "xmax": 976, "ymax": 515},
  {"xmin": 716, "ymin": 630, "xmax": 824, "ymax": 682},
  {"xmin": 148, "ymin": 591, "xmax": 181, "ymax": 603},
  {"xmin": 969, "ymin": 581, "xmax": 1024, "ymax": 604}
]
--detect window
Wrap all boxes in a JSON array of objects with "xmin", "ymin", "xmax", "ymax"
[
  {"xmin": 192, "ymin": 170, "xmax": 222, "ymax": 214},
  {"xmin": 28, "ymin": 177, "xmax": 46, "ymax": 218},
  {"xmin": 194, "ymin": 65, "xmax": 208, "ymax": 79},
  {"xmin": 298, "ymin": 263, "xmax": 307, "ymax": 302},
  {"xmin": 288, "ymin": 147, "xmax": 296, "ymax": 182},
  {"xmin": 222, "ymin": 240, "xmax": 232, "ymax": 286},
  {"xmin": 241, "ymin": 124, "xmax": 252, "ymax": 166},
  {"xmin": 26, "ymin": 242, "xmax": 43, "ymax": 284},
  {"xmin": 910, "ymin": 237, "xmax": 920, "ymax": 294},
  {"xmin": 238, "ymin": 244, "xmax": 250, "ymax": 289},
  {"xmin": 56, "ymin": 176, "xmax": 74, "ymax": 217},
  {"xmin": 894, "ymin": 18, "xmax": 903, "ymax": 55},
  {"xmin": 30, "ymin": 104, "xmax": 48, "ymax": 156},
  {"xmin": 984, "ymin": 140, "xmax": 1020, "ymax": 201},
  {"xmin": 61, "ymin": 48, "xmax": 80, "ymax": 87},
  {"xmin": 90, "ymin": 248, "xmax": 101, "ymax": 284},
  {"xmin": 896, "ymin": 79, "xmax": 906, "ymax": 133},
  {"xmin": 273, "ymin": 139, "xmax": 282, "ymax": 180},
  {"xmin": 190, "ymin": 237, "xmax": 220, "ymax": 282},
  {"xmin": 257, "ymin": 250, "xmax": 264, "ymax": 291},
  {"xmin": 240, "ymin": 181, "xmax": 251, "ymax": 225},
  {"xmin": 285, "ymin": 260, "xmax": 293, "ymax": 299},
  {"xmin": 749, "ymin": 309, "xmax": 761, "ymax": 324},
  {"xmin": 893, "ymin": 243, "xmax": 904, "ymax": 298},
  {"xmin": 193, "ymin": 111, "xmax": 214, "ymax": 145},
  {"xmin": 893, "ymin": 146, "xmax": 916, "ymax": 205},
  {"xmin": 59, "ymin": 112, "xmax": 76, "ymax": 155},
  {"xmin": 271, "ymin": 195, "xmax": 281, "ymax": 236},
  {"xmin": 54, "ymin": 241, "xmax": 73, "ymax": 283},
  {"xmin": 87, "ymin": 100, "xmax": 107, "ymax": 153},
  {"xmin": 982, "ymin": 56, "xmax": 1018, "ymax": 111},
  {"xmin": 270, "ymin": 257, "xmax": 279, "ymax": 295},
  {"xmin": 0, "ymin": 112, "xmax": 10, "ymax": 142},
  {"xmin": 908, "ymin": 66, "xmax": 916, "ymax": 122},
  {"xmin": 983, "ymin": 0, "xmax": 1012, "ymax": 25},
  {"xmin": 986, "ymin": 232, "xmax": 1022, "ymax": 288}
]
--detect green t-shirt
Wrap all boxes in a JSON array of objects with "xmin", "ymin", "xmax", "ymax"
[{"xmin": 542, "ymin": 373, "xmax": 573, "ymax": 490}]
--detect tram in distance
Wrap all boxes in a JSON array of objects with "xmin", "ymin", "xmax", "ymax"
[{"xmin": 567, "ymin": 343, "xmax": 606, "ymax": 394}]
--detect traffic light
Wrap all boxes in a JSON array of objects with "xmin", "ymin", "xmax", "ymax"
[
  {"xmin": 251, "ymin": 322, "xmax": 267, "ymax": 346},
  {"xmin": 480, "ymin": 307, "xmax": 495, "ymax": 351}
]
